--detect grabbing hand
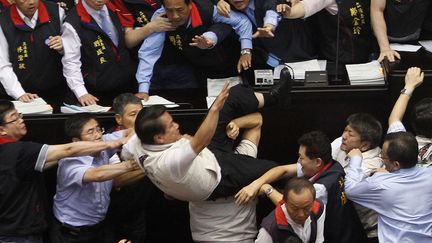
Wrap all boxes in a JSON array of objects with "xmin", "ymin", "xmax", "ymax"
[
  {"xmin": 149, "ymin": 14, "xmax": 176, "ymax": 32},
  {"xmin": 48, "ymin": 35, "xmax": 64, "ymax": 54},
  {"xmin": 189, "ymin": 35, "xmax": 215, "ymax": 49},
  {"xmin": 237, "ymin": 51, "xmax": 252, "ymax": 73},
  {"xmin": 226, "ymin": 121, "xmax": 239, "ymax": 140},
  {"xmin": 276, "ymin": 3, "xmax": 292, "ymax": 18},
  {"xmin": 234, "ymin": 181, "xmax": 261, "ymax": 204},
  {"xmin": 378, "ymin": 49, "xmax": 400, "ymax": 62},
  {"xmin": 347, "ymin": 148, "xmax": 363, "ymax": 159},
  {"xmin": 217, "ymin": 0, "xmax": 231, "ymax": 18},
  {"xmin": 18, "ymin": 93, "xmax": 38, "ymax": 102}
]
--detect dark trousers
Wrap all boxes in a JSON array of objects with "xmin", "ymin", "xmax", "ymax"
[
  {"xmin": 208, "ymin": 85, "xmax": 277, "ymax": 200},
  {"xmin": 49, "ymin": 219, "xmax": 104, "ymax": 243}
]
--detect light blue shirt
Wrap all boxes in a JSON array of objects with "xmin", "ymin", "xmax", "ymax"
[
  {"xmin": 243, "ymin": 0, "xmax": 280, "ymax": 29},
  {"xmin": 53, "ymin": 133, "xmax": 122, "ymax": 226},
  {"xmin": 136, "ymin": 6, "xmax": 253, "ymax": 93},
  {"xmin": 345, "ymin": 156, "xmax": 432, "ymax": 243}
]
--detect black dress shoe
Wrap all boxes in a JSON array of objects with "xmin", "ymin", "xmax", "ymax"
[{"xmin": 270, "ymin": 67, "xmax": 292, "ymax": 108}]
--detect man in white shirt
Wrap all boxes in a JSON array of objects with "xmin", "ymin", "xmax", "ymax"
[
  {"xmin": 0, "ymin": 0, "xmax": 65, "ymax": 103},
  {"xmin": 256, "ymin": 177, "xmax": 325, "ymax": 243},
  {"xmin": 331, "ymin": 113, "xmax": 383, "ymax": 241}
]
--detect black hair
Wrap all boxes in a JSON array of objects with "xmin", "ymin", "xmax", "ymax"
[
  {"xmin": 64, "ymin": 113, "xmax": 98, "ymax": 140},
  {"xmin": 412, "ymin": 98, "xmax": 432, "ymax": 138},
  {"xmin": 283, "ymin": 177, "xmax": 316, "ymax": 201},
  {"xmin": 134, "ymin": 105, "xmax": 167, "ymax": 144},
  {"xmin": 0, "ymin": 100, "xmax": 14, "ymax": 125},
  {"xmin": 298, "ymin": 131, "xmax": 332, "ymax": 164},
  {"xmin": 347, "ymin": 113, "xmax": 382, "ymax": 149},
  {"xmin": 161, "ymin": 0, "xmax": 191, "ymax": 6},
  {"xmin": 112, "ymin": 93, "xmax": 142, "ymax": 115},
  {"xmin": 384, "ymin": 132, "xmax": 418, "ymax": 168}
]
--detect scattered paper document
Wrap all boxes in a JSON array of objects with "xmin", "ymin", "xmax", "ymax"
[
  {"xmin": 206, "ymin": 77, "xmax": 242, "ymax": 108},
  {"xmin": 276, "ymin": 59, "xmax": 322, "ymax": 80},
  {"xmin": 207, "ymin": 76, "xmax": 242, "ymax": 97},
  {"xmin": 419, "ymin": 40, "xmax": 432, "ymax": 53},
  {"xmin": 206, "ymin": 97, "xmax": 216, "ymax": 108},
  {"xmin": 346, "ymin": 61, "xmax": 385, "ymax": 85},
  {"xmin": 141, "ymin": 95, "xmax": 179, "ymax": 108},
  {"xmin": 389, "ymin": 43, "xmax": 421, "ymax": 52},
  {"xmin": 12, "ymin": 98, "xmax": 53, "ymax": 114},
  {"xmin": 61, "ymin": 103, "xmax": 111, "ymax": 113}
]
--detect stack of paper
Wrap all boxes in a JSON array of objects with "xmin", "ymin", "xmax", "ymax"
[
  {"xmin": 419, "ymin": 40, "xmax": 432, "ymax": 53},
  {"xmin": 346, "ymin": 61, "xmax": 385, "ymax": 85},
  {"xmin": 389, "ymin": 43, "xmax": 421, "ymax": 52},
  {"xmin": 142, "ymin": 95, "xmax": 179, "ymax": 108},
  {"xmin": 61, "ymin": 103, "xmax": 111, "ymax": 113},
  {"xmin": 12, "ymin": 98, "xmax": 53, "ymax": 114},
  {"xmin": 277, "ymin": 59, "xmax": 322, "ymax": 80}
]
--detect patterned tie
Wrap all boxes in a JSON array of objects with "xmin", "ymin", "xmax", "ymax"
[{"xmin": 99, "ymin": 10, "xmax": 118, "ymax": 46}]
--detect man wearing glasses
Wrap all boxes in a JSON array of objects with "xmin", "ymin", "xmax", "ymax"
[
  {"xmin": 345, "ymin": 132, "xmax": 432, "ymax": 243},
  {"xmin": 50, "ymin": 113, "xmax": 141, "ymax": 243},
  {"xmin": 0, "ymin": 100, "xmax": 126, "ymax": 242}
]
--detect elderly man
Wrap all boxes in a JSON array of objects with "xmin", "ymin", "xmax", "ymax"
[
  {"xmin": 0, "ymin": 100, "xmax": 125, "ymax": 242},
  {"xmin": 0, "ymin": 0, "xmax": 65, "ymax": 103},
  {"xmin": 345, "ymin": 132, "xmax": 432, "ymax": 242},
  {"xmin": 256, "ymin": 177, "xmax": 325, "ymax": 243}
]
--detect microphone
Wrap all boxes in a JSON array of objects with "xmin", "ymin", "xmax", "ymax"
[{"xmin": 333, "ymin": 0, "xmax": 343, "ymax": 82}]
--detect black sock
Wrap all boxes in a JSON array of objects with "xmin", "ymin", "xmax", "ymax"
[{"xmin": 263, "ymin": 93, "xmax": 277, "ymax": 107}]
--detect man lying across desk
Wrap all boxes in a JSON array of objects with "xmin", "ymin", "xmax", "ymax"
[{"xmin": 121, "ymin": 82, "xmax": 291, "ymax": 202}]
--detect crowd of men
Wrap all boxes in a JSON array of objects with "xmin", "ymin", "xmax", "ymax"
[{"xmin": 1, "ymin": 0, "xmax": 432, "ymax": 242}]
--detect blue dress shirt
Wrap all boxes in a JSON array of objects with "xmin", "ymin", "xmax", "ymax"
[
  {"xmin": 136, "ymin": 6, "xmax": 253, "ymax": 93},
  {"xmin": 53, "ymin": 133, "xmax": 122, "ymax": 226},
  {"xmin": 345, "ymin": 156, "xmax": 432, "ymax": 243}
]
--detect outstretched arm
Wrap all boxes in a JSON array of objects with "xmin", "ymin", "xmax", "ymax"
[
  {"xmin": 190, "ymin": 83, "xmax": 230, "ymax": 154},
  {"xmin": 44, "ymin": 139, "xmax": 125, "ymax": 170},
  {"xmin": 235, "ymin": 164, "xmax": 297, "ymax": 204},
  {"xmin": 83, "ymin": 160, "xmax": 136, "ymax": 183},
  {"xmin": 388, "ymin": 67, "xmax": 424, "ymax": 126}
]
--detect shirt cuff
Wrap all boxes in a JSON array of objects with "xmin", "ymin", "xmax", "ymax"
[
  {"xmin": 240, "ymin": 38, "xmax": 253, "ymax": 50},
  {"xmin": 35, "ymin": 144, "xmax": 49, "ymax": 172},
  {"xmin": 138, "ymin": 82, "xmax": 150, "ymax": 93},
  {"xmin": 73, "ymin": 85, "xmax": 89, "ymax": 99},
  {"xmin": 387, "ymin": 121, "xmax": 406, "ymax": 134},
  {"xmin": 349, "ymin": 155, "xmax": 362, "ymax": 169},
  {"xmin": 263, "ymin": 10, "xmax": 279, "ymax": 29},
  {"xmin": 202, "ymin": 31, "xmax": 218, "ymax": 49}
]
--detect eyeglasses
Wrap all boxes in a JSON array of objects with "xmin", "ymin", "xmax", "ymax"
[
  {"xmin": 82, "ymin": 127, "xmax": 105, "ymax": 136},
  {"xmin": 2, "ymin": 113, "xmax": 23, "ymax": 125}
]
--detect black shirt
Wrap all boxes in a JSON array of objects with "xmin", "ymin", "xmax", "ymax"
[{"xmin": 0, "ymin": 141, "xmax": 48, "ymax": 236}]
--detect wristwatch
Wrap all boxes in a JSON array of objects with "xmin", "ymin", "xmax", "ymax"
[
  {"xmin": 400, "ymin": 88, "xmax": 412, "ymax": 97},
  {"xmin": 241, "ymin": 49, "xmax": 251, "ymax": 55},
  {"xmin": 264, "ymin": 187, "xmax": 273, "ymax": 197}
]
